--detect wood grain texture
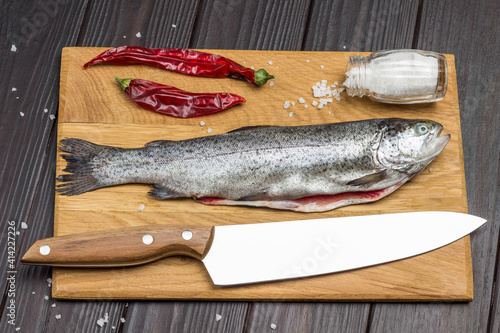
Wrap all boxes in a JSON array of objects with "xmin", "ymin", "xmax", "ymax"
[
  {"xmin": 50, "ymin": 47, "xmax": 472, "ymax": 301},
  {"xmin": 2, "ymin": 0, "xmax": 499, "ymax": 332},
  {"xmin": 368, "ymin": 0, "xmax": 500, "ymax": 332}
]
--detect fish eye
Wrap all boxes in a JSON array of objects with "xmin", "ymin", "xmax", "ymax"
[{"xmin": 416, "ymin": 123, "xmax": 429, "ymax": 135}]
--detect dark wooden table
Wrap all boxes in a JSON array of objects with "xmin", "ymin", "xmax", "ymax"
[{"xmin": 1, "ymin": 1, "xmax": 499, "ymax": 332}]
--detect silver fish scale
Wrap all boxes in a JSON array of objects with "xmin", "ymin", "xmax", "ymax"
[{"xmin": 59, "ymin": 118, "xmax": 449, "ymax": 203}]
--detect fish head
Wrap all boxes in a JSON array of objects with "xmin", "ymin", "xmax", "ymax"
[{"xmin": 375, "ymin": 119, "xmax": 451, "ymax": 172}]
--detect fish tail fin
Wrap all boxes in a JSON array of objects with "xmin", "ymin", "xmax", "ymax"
[{"xmin": 56, "ymin": 138, "xmax": 109, "ymax": 196}]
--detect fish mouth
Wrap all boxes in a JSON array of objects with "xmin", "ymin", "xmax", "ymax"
[{"xmin": 425, "ymin": 126, "xmax": 451, "ymax": 160}]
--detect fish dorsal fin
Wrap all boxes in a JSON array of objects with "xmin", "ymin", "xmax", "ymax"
[
  {"xmin": 346, "ymin": 170, "xmax": 388, "ymax": 186},
  {"xmin": 145, "ymin": 140, "xmax": 175, "ymax": 147},
  {"xmin": 227, "ymin": 125, "xmax": 280, "ymax": 133}
]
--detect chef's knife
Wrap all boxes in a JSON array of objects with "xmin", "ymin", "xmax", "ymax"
[{"xmin": 21, "ymin": 211, "xmax": 485, "ymax": 286}]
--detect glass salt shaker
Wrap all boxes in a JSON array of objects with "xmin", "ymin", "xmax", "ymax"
[{"xmin": 343, "ymin": 49, "xmax": 448, "ymax": 104}]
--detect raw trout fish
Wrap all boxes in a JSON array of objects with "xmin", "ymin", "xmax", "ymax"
[{"xmin": 57, "ymin": 118, "xmax": 450, "ymax": 212}]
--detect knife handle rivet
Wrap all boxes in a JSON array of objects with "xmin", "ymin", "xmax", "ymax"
[
  {"xmin": 39, "ymin": 245, "xmax": 50, "ymax": 256},
  {"xmin": 142, "ymin": 234, "xmax": 154, "ymax": 245},
  {"xmin": 182, "ymin": 230, "xmax": 193, "ymax": 241}
]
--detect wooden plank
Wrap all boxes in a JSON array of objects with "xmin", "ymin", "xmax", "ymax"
[
  {"xmin": 369, "ymin": 0, "xmax": 500, "ymax": 332},
  {"xmin": 51, "ymin": 47, "xmax": 470, "ymax": 301}
]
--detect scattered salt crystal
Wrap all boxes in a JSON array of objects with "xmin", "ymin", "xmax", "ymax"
[
  {"xmin": 51, "ymin": 303, "xmax": 56, "ymax": 308},
  {"xmin": 306, "ymin": 60, "xmax": 310, "ymax": 63},
  {"xmin": 428, "ymin": 168, "xmax": 433, "ymax": 173},
  {"xmin": 138, "ymin": 204, "xmax": 145, "ymax": 211},
  {"xmin": 21, "ymin": 222, "xmax": 28, "ymax": 229},
  {"xmin": 320, "ymin": 65, "xmax": 325, "ymax": 69},
  {"xmin": 32, "ymin": 291, "xmax": 35, "ymax": 294},
  {"xmin": 283, "ymin": 101, "xmax": 290, "ymax": 109},
  {"xmin": 49, "ymin": 114, "xmax": 55, "ymax": 120},
  {"xmin": 298, "ymin": 97, "xmax": 305, "ymax": 104},
  {"xmin": 15, "ymin": 328, "xmax": 20, "ymax": 331},
  {"xmin": 207, "ymin": 127, "xmax": 212, "ymax": 133},
  {"xmin": 311, "ymin": 101, "xmax": 318, "ymax": 107},
  {"xmin": 123, "ymin": 36, "xmax": 126, "ymax": 38},
  {"xmin": 11, "ymin": 45, "xmax": 17, "ymax": 52},
  {"xmin": 334, "ymin": 81, "xmax": 338, "ymax": 86},
  {"xmin": 172, "ymin": 24, "xmax": 177, "ymax": 28},
  {"xmin": 343, "ymin": 45, "xmax": 347, "ymax": 49},
  {"xmin": 16, "ymin": 96, "xmax": 20, "ymax": 99},
  {"xmin": 269, "ymin": 81, "xmax": 275, "ymax": 87},
  {"xmin": 44, "ymin": 295, "xmax": 49, "ymax": 300},
  {"xmin": 12, "ymin": 87, "xmax": 17, "ymax": 91},
  {"xmin": 288, "ymin": 112, "xmax": 293, "ymax": 117},
  {"xmin": 136, "ymin": 32, "xmax": 141, "ymax": 38},
  {"xmin": 16, "ymin": 231, "xmax": 20, "ymax": 235},
  {"xmin": 304, "ymin": 104, "xmax": 308, "ymax": 108},
  {"xmin": 97, "ymin": 318, "xmax": 105, "ymax": 327},
  {"xmin": 104, "ymin": 313, "xmax": 109, "ymax": 323},
  {"xmin": 268, "ymin": 61, "xmax": 273, "ymax": 65},
  {"xmin": 112, "ymin": 326, "xmax": 116, "ymax": 330},
  {"xmin": 216, "ymin": 314, "xmax": 222, "ymax": 322},
  {"xmin": 250, "ymin": 66, "xmax": 254, "ymax": 70},
  {"xmin": 291, "ymin": 101, "xmax": 295, "ymax": 106},
  {"xmin": 317, "ymin": 103, "xmax": 324, "ymax": 110},
  {"xmin": 337, "ymin": 87, "xmax": 345, "ymax": 93},
  {"xmin": 200, "ymin": 121, "xmax": 205, "ymax": 126},
  {"xmin": 120, "ymin": 318, "xmax": 126, "ymax": 323},
  {"xmin": 20, "ymin": 112, "xmax": 24, "ymax": 117},
  {"xmin": 55, "ymin": 314, "xmax": 61, "ymax": 319},
  {"xmin": 44, "ymin": 108, "xmax": 48, "ymax": 113},
  {"xmin": 271, "ymin": 323, "xmax": 277, "ymax": 330}
]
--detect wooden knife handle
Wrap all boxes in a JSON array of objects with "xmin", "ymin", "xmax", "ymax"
[{"xmin": 21, "ymin": 225, "xmax": 214, "ymax": 267}]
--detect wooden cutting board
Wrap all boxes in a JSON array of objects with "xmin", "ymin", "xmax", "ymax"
[{"xmin": 53, "ymin": 47, "xmax": 470, "ymax": 301}]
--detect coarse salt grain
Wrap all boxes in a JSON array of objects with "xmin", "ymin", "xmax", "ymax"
[
  {"xmin": 172, "ymin": 24, "xmax": 177, "ymax": 28},
  {"xmin": 44, "ymin": 108, "xmax": 48, "ymax": 113},
  {"xmin": 311, "ymin": 101, "xmax": 318, "ymax": 107},
  {"xmin": 55, "ymin": 314, "xmax": 61, "ymax": 319},
  {"xmin": 288, "ymin": 112, "xmax": 293, "ymax": 117},
  {"xmin": 320, "ymin": 65, "xmax": 325, "ymax": 69},
  {"xmin": 207, "ymin": 127, "xmax": 213, "ymax": 133},
  {"xmin": 306, "ymin": 60, "xmax": 310, "ymax": 63},
  {"xmin": 269, "ymin": 81, "xmax": 275, "ymax": 87},
  {"xmin": 120, "ymin": 318, "xmax": 126, "ymax": 323},
  {"xmin": 49, "ymin": 114, "xmax": 55, "ymax": 120},
  {"xmin": 97, "ymin": 318, "xmax": 105, "ymax": 327},
  {"xmin": 20, "ymin": 112, "xmax": 24, "ymax": 117},
  {"xmin": 21, "ymin": 222, "xmax": 28, "ymax": 229},
  {"xmin": 283, "ymin": 101, "xmax": 290, "ymax": 109},
  {"xmin": 216, "ymin": 314, "xmax": 222, "ymax": 322},
  {"xmin": 12, "ymin": 87, "xmax": 17, "ymax": 91},
  {"xmin": 136, "ymin": 32, "xmax": 141, "ymax": 38},
  {"xmin": 268, "ymin": 61, "xmax": 273, "ymax": 65},
  {"xmin": 304, "ymin": 104, "xmax": 308, "ymax": 108},
  {"xmin": 271, "ymin": 323, "xmax": 277, "ymax": 330},
  {"xmin": 200, "ymin": 121, "xmax": 205, "ymax": 126},
  {"xmin": 298, "ymin": 97, "xmax": 305, "ymax": 104},
  {"xmin": 44, "ymin": 295, "xmax": 49, "ymax": 300},
  {"xmin": 51, "ymin": 303, "xmax": 56, "ymax": 308},
  {"xmin": 138, "ymin": 204, "xmax": 145, "ymax": 211},
  {"xmin": 11, "ymin": 45, "xmax": 17, "ymax": 52}
]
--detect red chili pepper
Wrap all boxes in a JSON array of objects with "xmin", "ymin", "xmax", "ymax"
[
  {"xmin": 115, "ymin": 77, "xmax": 245, "ymax": 118},
  {"xmin": 84, "ymin": 46, "xmax": 275, "ymax": 86}
]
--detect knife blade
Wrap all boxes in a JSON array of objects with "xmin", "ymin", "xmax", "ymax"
[{"xmin": 21, "ymin": 211, "xmax": 485, "ymax": 286}]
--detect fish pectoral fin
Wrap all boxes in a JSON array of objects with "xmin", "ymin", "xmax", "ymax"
[
  {"xmin": 237, "ymin": 193, "xmax": 271, "ymax": 201},
  {"xmin": 346, "ymin": 170, "xmax": 388, "ymax": 186},
  {"xmin": 148, "ymin": 186, "xmax": 184, "ymax": 199},
  {"xmin": 145, "ymin": 140, "xmax": 175, "ymax": 147}
]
